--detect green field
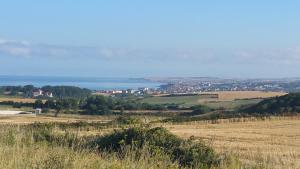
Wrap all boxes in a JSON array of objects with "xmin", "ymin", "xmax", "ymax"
[
  {"xmin": 141, "ymin": 95, "xmax": 209, "ymax": 107},
  {"xmin": 141, "ymin": 95, "xmax": 262, "ymax": 110}
]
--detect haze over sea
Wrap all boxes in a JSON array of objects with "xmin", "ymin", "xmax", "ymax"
[{"xmin": 0, "ymin": 76, "xmax": 162, "ymax": 90}]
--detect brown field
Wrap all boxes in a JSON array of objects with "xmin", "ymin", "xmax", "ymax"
[
  {"xmin": 0, "ymin": 114, "xmax": 115, "ymax": 124},
  {"xmin": 202, "ymin": 91, "xmax": 287, "ymax": 101},
  {"xmin": 164, "ymin": 117, "xmax": 300, "ymax": 169},
  {"xmin": 0, "ymin": 114, "xmax": 299, "ymax": 168},
  {"xmin": 143, "ymin": 91, "xmax": 287, "ymax": 108},
  {"xmin": 0, "ymin": 97, "xmax": 36, "ymax": 103}
]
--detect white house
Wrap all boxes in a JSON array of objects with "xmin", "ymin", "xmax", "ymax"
[
  {"xmin": 44, "ymin": 92, "xmax": 53, "ymax": 98},
  {"xmin": 33, "ymin": 89, "xmax": 43, "ymax": 97}
]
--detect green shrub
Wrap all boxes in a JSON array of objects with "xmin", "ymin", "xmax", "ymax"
[
  {"xmin": 115, "ymin": 116, "xmax": 143, "ymax": 125},
  {"xmin": 89, "ymin": 127, "xmax": 219, "ymax": 168}
]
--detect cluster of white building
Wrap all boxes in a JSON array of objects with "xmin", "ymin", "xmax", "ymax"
[
  {"xmin": 96, "ymin": 87, "xmax": 152, "ymax": 96},
  {"xmin": 33, "ymin": 89, "xmax": 53, "ymax": 98}
]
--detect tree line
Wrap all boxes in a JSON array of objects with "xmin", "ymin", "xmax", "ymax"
[
  {"xmin": 0, "ymin": 85, "xmax": 91, "ymax": 99},
  {"xmin": 31, "ymin": 95, "xmax": 179, "ymax": 116}
]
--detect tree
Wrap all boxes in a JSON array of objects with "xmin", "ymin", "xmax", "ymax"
[
  {"xmin": 34, "ymin": 100, "xmax": 43, "ymax": 109},
  {"xmin": 54, "ymin": 100, "xmax": 65, "ymax": 117}
]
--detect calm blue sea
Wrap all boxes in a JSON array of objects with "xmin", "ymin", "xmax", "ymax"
[{"xmin": 0, "ymin": 76, "xmax": 163, "ymax": 90}]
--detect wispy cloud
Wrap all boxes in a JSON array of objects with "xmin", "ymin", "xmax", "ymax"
[
  {"xmin": 1, "ymin": 38, "xmax": 300, "ymax": 65},
  {"xmin": 0, "ymin": 38, "xmax": 32, "ymax": 57},
  {"xmin": 234, "ymin": 47, "xmax": 300, "ymax": 65}
]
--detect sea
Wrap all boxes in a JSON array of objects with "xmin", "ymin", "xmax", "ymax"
[{"xmin": 0, "ymin": 76, "xmax": 163, "ymax": 90}]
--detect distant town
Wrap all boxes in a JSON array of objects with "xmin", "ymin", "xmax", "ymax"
[
  {"xmin": 1, "ymin": 77, "xmax": 300, "ymax": 99},
  {"xmin": 94, "ymin": 77, "xmax": 300, "ymax": 96}
]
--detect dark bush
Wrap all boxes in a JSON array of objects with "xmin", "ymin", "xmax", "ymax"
[
  {"xmin": 88, "ymin": 127, "xmax": 219, "ymax": 168},
  {"xmin": 115, "ymin": 116, "xmax": 143, "ymax": 125}
]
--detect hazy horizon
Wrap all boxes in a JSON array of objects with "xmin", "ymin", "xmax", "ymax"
[
  {"xmin": 1, "ymin": 1, "xmax": 300, "ymax": 78},
  {"xmin": 1, "ymin": 74, "xmax": 300, "ymax": 80}
]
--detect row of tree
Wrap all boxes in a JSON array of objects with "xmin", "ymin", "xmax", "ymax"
[
  {"xmin": 0, "ymin": 85, "xmax": 91, "ymax": 99},
  {"xmin": 32, "ymin": 95, "xmax": 177, "ymax": 115}
]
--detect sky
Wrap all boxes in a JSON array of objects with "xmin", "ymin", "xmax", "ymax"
[{"xmin": 0, "ymin": 1, "xmax": 300, "ymax": 78}]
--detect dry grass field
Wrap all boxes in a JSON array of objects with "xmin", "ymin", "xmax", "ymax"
[
  {"xmin": 0, "ymin": 113, "xmax": 299, "ymax": 168},
  {"xmin": 0, "ymin": 97, "xmax": 36, "ymax": 103},
  {"xmin": 0, "ymin": 114, "xmax": 116, "ymax": 124},
  {"xmin": 164, "ymin": 117, "xmax": 300, "ymax": 169},
  {"xmin": 142, "ymin": 91, "xmax": 287, "ymax": 108}
]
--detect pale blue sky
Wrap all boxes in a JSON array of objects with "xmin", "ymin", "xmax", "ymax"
[{"xmin": 0, "ymin": 1, "xmax": 300, "ymax": 77}]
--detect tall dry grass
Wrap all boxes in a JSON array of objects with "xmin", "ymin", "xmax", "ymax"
[{"xmin": 0, "ymin": 125, "xmax": 181, "ymax": 169}]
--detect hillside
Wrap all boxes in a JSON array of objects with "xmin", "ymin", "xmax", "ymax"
[{"xmin": 242, "ymin": 93, "xmax": 300, "ymax": 114}]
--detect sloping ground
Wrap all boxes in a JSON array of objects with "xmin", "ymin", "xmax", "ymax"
[
  {"xmin": 165, "ymin": 118, "xmax": 300, "ymax": 168},
  {"xmin": 242, "ymin": 93, "xmax": 300, "ymax": 114}
]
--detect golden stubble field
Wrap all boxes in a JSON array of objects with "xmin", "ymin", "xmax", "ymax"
[
  {"xmin": 0, "ymin": 114, "xmax": 115, "ymax": 124},
  {"xmin": 0, "ymin": 97, "xmax": 36, "ymax": 103},
  {"xmin": 164, "ymin": 117, "xmax": 300, "ymax": 169},
  {"xmin": 0, "ymin": 115, "xmax": 298, "ymax": 168}
]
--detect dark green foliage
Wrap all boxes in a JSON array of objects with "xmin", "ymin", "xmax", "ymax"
[
  {"xmin": 145, "ymin": 127, "xmax": 182, "ymax": 154},
  {"xmin": 115, "ymin": 116, "xmax": 142, "ymax": 125},
  {"xmin": 182, "ymin": 105, "xmax": 212, "ymax": 116},
  {"xmin": 81, "ymin": 95, "xmax": 167, "ymax": 115},
  {"xmin": 114, "ymin": 98, "xmax": 166, "ymax": 111},
  {"xmin": 12, "ymin": 102, "xmax": 22, "ymax": 108},
  {"xmin": 82, "ymin": 95, "xmax": 114, "ymax": 115},
  {"xmin": 166, "ymin": 103, "xmax": 180, "ymax": 110},
  {"xmin": 0, "ymin": 85, "xmax": 27, "ymax": 97},
  {"xmin": 92, "ymin": 127, "xmax": 146, "ymax": 151},
  {"xmin": 173, "ymin": 141, "xmax": 217, "ymax": 168},
  {"xmin": 6, "ymin": 123, "xmax": 219, "ymax": 168},
  {"xmin": 0, "ymin": 85, "xmax": 91, "ymax": 99},
  {"xmin": 32, "ymin": 98, "xmax": 81, "ymax": 116},
  {"xmin": 34, "ymin": 99, "xmax": 44, "ymax": 109},
  {"xmin": 0, "ymin": 101, "xmax": 33, "ymax": 108},
  {"xmin": 41, "ymin": 86, "xmax": 91, "ymax": 99},
  {"xmin": 242, "ymin": 93, "xmax": 300, "ymax": 114},
  {"xmin": 89, "ymin": 127, "xmax": 219, "ymax": 168}
]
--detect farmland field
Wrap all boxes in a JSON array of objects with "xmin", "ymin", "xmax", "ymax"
[
  {"xmin": 141, "ymin": 91, "xmax": 285, "ymax": 108},
  {"xmin": 211, "ymin": 91, "xmax": 287, "ymax": 101},
  {"xmin": 0, "ymin": 114, "xmax": 116, "ymax": 124},
  {"xmin": 0, "ymin": 90, "xmax": 297, "ymax": 168},
  {"xmin": 0, "ymin": 97, "xmax": 36, "ymax": 103},
  {"xmin": 202, "ymin": 98, "xmax": 263, "ymax": 110},
  {"xmin": 0, "ymin": 114, "xmax": 299, "ymax": 168},
  {"xmin": 164, "ymin": 117, "xmax": 300, "ymax": 169},
  {"xmin": 141, "ymin": 95, "xmax": 207, "ymax": 107}
]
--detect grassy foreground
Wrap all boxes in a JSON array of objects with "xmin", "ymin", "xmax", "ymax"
[
  {"xmin": 0, "ymin": 115, "xmax": 299, "ymax": 169},
  {"xmin": 0, "ymin": 122, "xmax": 240, "ymax": 169}
]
